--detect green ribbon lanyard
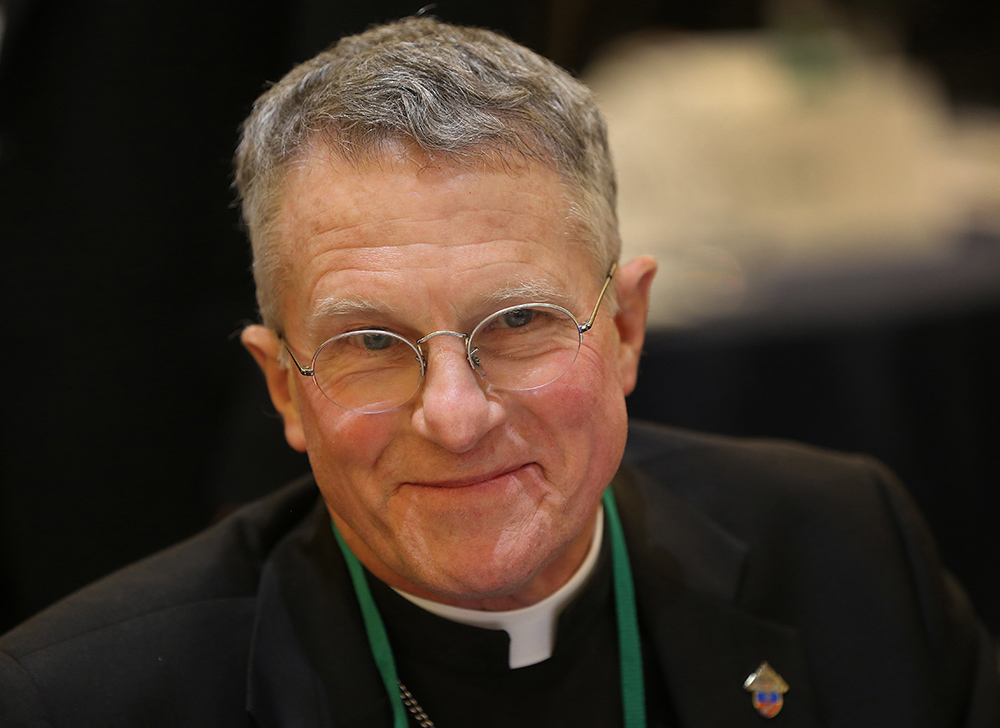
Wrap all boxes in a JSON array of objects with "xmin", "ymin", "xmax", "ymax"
[{"xmin": 332, "ymin": 487, "xmax": 646, "ymax": 728}]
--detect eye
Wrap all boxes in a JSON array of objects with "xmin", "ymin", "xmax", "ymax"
[
  {"xmin": 360, "ymin": 332, "xmax": 395, "ymax": 351},
  {"xmin": 498, "ymin": 308, "xmax": 534, "ymax": 329},
  {"xmin": 336, "ymin": 329, "xmax": 402, "ymax": 353}
]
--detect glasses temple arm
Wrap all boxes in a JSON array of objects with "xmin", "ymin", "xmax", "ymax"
[
  {"xmin": 282, "ymin": 342, "xmax": 315, "ymax": 377},
  {"xmin": 579, "ymin": 262, "xmax": 618, "ymax": 334}
]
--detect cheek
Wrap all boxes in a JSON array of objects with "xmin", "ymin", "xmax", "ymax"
[
  {"xmin": 562, "ymin": 340, "xmax": 628, "ymax": 419},
  {"xmin": 296, "ymin": 387, "xmax": 396, "ymax": 487},
  {"xmin": 525, "ymin": 341, "xmax": 629, "ymax": 481},
  {"xmin": 302, "ymin": 409, "xmax": 404, "ymax": 545}
]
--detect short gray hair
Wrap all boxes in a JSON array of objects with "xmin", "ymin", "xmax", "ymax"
[{"xmin": 234, "ymin": 16, "xmax": 620, "ymax": 331}]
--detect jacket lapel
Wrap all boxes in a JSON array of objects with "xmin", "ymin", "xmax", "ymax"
[
  {"xmin": 247, "ymin": 498, "xmax": 392, "ymax": 728},
  {"xmin": 615, "ymin": 465, "xmax": 825, "ymax": 727}
]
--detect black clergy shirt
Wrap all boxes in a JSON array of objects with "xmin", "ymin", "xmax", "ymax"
[{"xmin": 365, "ymin": 513, "xmax": 675, "ymax": 727}]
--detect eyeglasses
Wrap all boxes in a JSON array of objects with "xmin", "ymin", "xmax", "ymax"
[{"xmin": 284, "ymin": 263, "xmax": 617, "ymax": 414}]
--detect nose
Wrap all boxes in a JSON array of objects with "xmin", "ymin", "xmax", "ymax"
[{"xmin": 410, "ymin": 334, "xmax": 505, "ymax": 453}]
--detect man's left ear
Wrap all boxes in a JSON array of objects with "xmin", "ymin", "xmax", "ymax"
[{"xmin": 612, "ymin": 255, "xmax": 657, "ymax": 396}]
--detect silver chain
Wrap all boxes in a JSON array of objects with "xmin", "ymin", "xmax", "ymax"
[{"xmin": 398, "ymin": 680, "xmax": 436, "ymax": 728}]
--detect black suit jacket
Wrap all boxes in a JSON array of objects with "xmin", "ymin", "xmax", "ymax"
[{"xmin": 1, "ymin": 422, "xmax": 997, "ymax": 726}]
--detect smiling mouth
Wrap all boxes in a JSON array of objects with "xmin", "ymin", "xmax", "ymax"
[{"xmin": 407, "ymin": 464, "xmax": 534, "ymax": 490}]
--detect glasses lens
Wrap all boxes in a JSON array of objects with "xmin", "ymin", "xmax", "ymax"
[
  {"xmin": 469, "ymin": 304, "xmax": 581, "ymax": 390},
  {"xmin": 312, "ymin": 330, "xmax": 423, "ymax": 413}
]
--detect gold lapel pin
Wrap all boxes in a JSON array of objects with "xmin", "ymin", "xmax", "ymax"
[{"xmin": 744, "ymin": 662, "xmax": 789, "ymax": 718}]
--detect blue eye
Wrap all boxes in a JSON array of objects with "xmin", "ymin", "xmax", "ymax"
[
  {"xmin": 362, "ymin": 332, "xmax": 395, "ymax": 350},
  {"xmin": 501, "ymin": 309, "xmax": 534, "ymax": 328}
]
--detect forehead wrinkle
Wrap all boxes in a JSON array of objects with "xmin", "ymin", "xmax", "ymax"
[
  {"xmin": 284, "ymin": 170, "xmax": 568, "ymax": 242},
  {"xmin": 300, "ymin": 206, "xmax": 559, "ymax": 250}
]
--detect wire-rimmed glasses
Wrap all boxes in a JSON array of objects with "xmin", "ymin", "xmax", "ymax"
[{"xmin": 284, "ymin": 263, "xmax": 617, "ymax": 414}]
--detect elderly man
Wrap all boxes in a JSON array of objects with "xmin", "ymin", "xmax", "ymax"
[{"xmin": 1, "ymin": 16, "xmax": 997, "ymax": 728}]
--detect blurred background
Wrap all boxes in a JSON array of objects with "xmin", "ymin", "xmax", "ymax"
[{"xmin": 1, "ymin": 0, "xmax": 997, "ymax": 636}]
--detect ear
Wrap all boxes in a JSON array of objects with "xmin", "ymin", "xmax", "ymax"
[
  {"xmin": 612, "ymin": 255, "xmax": 658, "ymax": 396},
  {"xmin": 241, "ymin": 325, "xmax": 308, "ymax": 452}
]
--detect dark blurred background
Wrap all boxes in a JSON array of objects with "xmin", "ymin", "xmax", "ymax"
[{"xmin": 1, "ymin": 0, "xmax": 997, "ymax": 636}]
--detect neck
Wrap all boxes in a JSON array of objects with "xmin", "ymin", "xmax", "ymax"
[{"xmin": 332, "ymin": 507, "xmax": 601, "ymax": 611}]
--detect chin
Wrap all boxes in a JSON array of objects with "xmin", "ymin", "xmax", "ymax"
[{"xmin": 400, "ymin": 532, "xmax": 562, "ymax": 605}]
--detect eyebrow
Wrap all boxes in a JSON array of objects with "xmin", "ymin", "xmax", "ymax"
[
  {"xmin": 305, "ymin": 296, "xmax": 404, "ymax": 336},
  {"xmin": 481, "ymin": 279, "xmax": 570, "ymax": 308}
]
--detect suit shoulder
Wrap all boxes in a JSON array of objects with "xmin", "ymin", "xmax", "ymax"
[
  {"xmin": 0, "ymin": 476, "xmax": 319, "ymax": 659},
  {"xmin": 622, "ymin": 420, "xmax": 922, "ymax": 571},
  {"xmin": 625, "ymin": 419, "xmax": 897, "ymax": 510}
]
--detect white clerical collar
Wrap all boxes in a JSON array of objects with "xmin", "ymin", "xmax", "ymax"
[{"xmin": 393, "ymin": 505, "xmax": 604, "ymax": 670}]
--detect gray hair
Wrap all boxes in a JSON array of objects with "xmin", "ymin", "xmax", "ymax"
[{"xmin": 234, "ymin": 16, "xmax": 620, "ymax": 331}]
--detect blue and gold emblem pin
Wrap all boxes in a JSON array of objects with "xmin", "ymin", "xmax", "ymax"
[{"xmin": 743, "ymin": 662, "xmax": 789, "ymax": 718}]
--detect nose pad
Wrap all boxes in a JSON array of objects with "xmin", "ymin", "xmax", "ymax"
[{"xmin": 468, "ymin": 346, "xmax": 486, "ymax": 378}]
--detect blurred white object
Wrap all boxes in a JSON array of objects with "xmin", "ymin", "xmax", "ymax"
[
  {"xmin": 952, "ymin": 108, "xmax": 1000, "ymax": 236},
  {"xmin": 585, "ymin": 31, "xmax": 992, "ymax": 327}
]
